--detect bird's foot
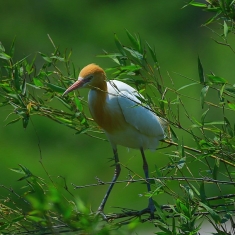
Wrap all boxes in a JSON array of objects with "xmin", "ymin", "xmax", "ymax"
[
  {"xmin": 95, "ymin": 209, "xmax": 108, "ymax": 221},
  {"xmin": 139, "ymin": 198, "xmax": 156, "ymax": 219}
]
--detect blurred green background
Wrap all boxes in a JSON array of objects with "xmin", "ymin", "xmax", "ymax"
[{"xmin": 1, "ymin": 1, "xmax": 235, "ymax": 233}]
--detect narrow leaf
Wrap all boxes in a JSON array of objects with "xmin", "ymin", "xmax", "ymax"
[
  {"xmin": 13, "ymin": 66, "xmax": 21, "ymax": 91},
  {"xmin": 224, "ymin": 21, "xmax": 229, "ymax": 37},
  {"xmin": 0, "ymin": 52, "xmax": 11, "ymax": 60},
  {"xmin": 199, "ymin": 182, "xmax": 207, "ymax": 203},
  {"xmin": 207, "ymin": 75, "xmax": 227, "ymax": 84},
  {"xmin": 200, "ymin": 85, "xmax": 209, "ymax": 109},
  {"xmin": 46, "ymin": 83, "xmax": 66, "ymax": 93},
  {"xmin": 224, "ymin": 117, "xmax": 233, "ymax": 137},
  {"xmin": 74, "ymin": 95, "xmax": 83, "ymax": 112},
  {"xmin": 146, "ymin": 42, "xmax": 158, "ymax": 64},
  {"xmin": 198, "ymin": 56, "xmax": 205, "ymax": 84},
  {"xmin": 114, "ymin": 34, "xmax": 126, "ymax": 56},
  {"xmin": 33, "ymin": 77, "xmax": 43, "ymax": 87},
  {"xmin": 201, "ymin": 108, "xmax": 209, "ymax": 126},
  {"xmin": 5, "ymin": 117, "xmax": 21, "ymax": 126},
  {"xmin": 227, "ymin": 100, "xmax": 235, "ymax": 111},
  {"xmin": 39, "ymin": 52, "xmax": 52, "ymax": 63},
  {"xmin": 200, "ymin": 202, "xmax": 221, "ymax": 224},
  {"xmin": 126, "ymin": 30, "xmax": 139, "ymax": 51},
  {"xmin": 189, "ymin": 2, "xmax": 207, "ymax": 7},
  {"xmin": 212, "ymin": 159, "xmax": 219, "ymax": 180},
  {"xmin": 10, "ymin": 37, "xmax": 16, "ymax": 57}
]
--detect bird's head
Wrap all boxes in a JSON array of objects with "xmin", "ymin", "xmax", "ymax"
[{"xmin": 63, "ymin": 64, "xmax": 106, "ymax": 95}]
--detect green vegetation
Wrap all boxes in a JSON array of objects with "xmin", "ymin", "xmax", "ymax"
[{"xmin": 1, "ymin": 0, "xmax": 235, "ymax": 234}]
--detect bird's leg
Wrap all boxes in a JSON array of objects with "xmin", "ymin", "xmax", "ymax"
[
  {"xmin": 140, "ymin": 147, "xmax": 155, "ymax": 218},
  {"xmin": 98, "ymin": 148, "xmax": 121, "ymax": 213}
]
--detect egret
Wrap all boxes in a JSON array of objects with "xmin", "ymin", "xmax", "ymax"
[{"xmin": 63, "ymin": 64, "xmax": 165, "ymax": 217}]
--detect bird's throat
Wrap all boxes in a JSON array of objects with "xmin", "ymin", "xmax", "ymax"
[{"xmin": 89, "ymin": 88, "xmax": 125, "ymax": 134}]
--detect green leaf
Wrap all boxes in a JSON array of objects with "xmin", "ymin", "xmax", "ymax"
[
  {"xmin": 21, "ymin": 78, "xmax": 27, "ymax": 95},
  {"xmin": 177, "ymin": 157, "xmax": 186, "ymax": 169},
  {"xmin": 10, "ymin": 37, "xmax": 16, "ymax": 57},
  {"xmin": 219, "ymin": 83, "xmax": 225, "ymax": 100},
  {"xmin": 177, "ymin": 82, "xmax": 198, "ymax": 91},
  {"xmin": 169, "ymin": 126, "xmax": 178, "ymax": 143},
  {"xmin": 227, "ymin": 100, "xmax": 235, "ymax": 111},
  {"xmin": 146, "ymin": 42, "xmax": 158, "ymax": 65},
  {"xmin": 212, "ymin": 159, "xmax": 219, "ymax": 180},
  {"xmin": 23, "ymin": 115, "xmax": 29, "ymax": 128},
  {"xmin": 198, "ymin": 56, "xmax": 205, "ymax": 84},
  {"xmin": 126, "ymin": 30, "xmax": 139, "ymax": 52},
  {"xmin": 221, "ymin": 212, "xmax": 232, "ymax": 224},
  {"xmin": 26, "ymin": 215, "xmax": 45, "ymax": 223},
  {"xmin": 119, "ymin": 64, "xmax": 141, "ymax": 72},
  {"xmin": 13, "ymin": 66, "xmax": 20, "ymax": 91},
  {"xmin": 123, "ymin": 46, "xmax": 143, "ymax": 61},
  {"xmin": 176, "ymin": 199, "xmax": 189, "ymax": 215},
  {"xmin": 0, "ymin": 52, "xmax": 11, "ymax": 60},
  {"xmin": 74, "ymin": 95, "xmax": 83, "ymax": 112},
  {"xmin": 39, "ymin": 52, "xmax": 52, "ymax": 63},
  {"xmin": 224, "ymin": 21, "xmax": 229, "ymax": 37},
  {"xmin": 56, "ymin": 116, "xmax": 73, "ymax": 124},
  {"xmin": 33, "ymin": 77, "xmax": 43, "ymax": 87},
  {"xmin": 46, "ymin": 83, "xmax": 66, "ymax": 93},
  {"xmin": 0, "ymin": 41, "xmax": 5, "ymax": 52},
  {"xmin": 224, "ymin": 117, "xmax": 233, "ymax": 137},
  {"xmin": 199, "ymin": 182, "xmax": 207, "ymax": 203},
  {"xmin": 207, "ymin": 75, "xmax": 227, "ymax": 84},
  {"xmin": 226, "ymin": 87, "xmax": 235, "ymax": 94},
  {"xmin": 200, "ymin": 85, "xmax": 209, "ymax": 109},
  {"xmin": 5, "ymin": 117, "xmax": 21, "ymax": 126},
  {"xmin": 54, "ymin": 96, "xmax": 71, "ymax": 110},
  {"xmin": 189, "ymin": 2, "xmax": 207, "ymax": 7},
  {"xmin": 201, "ymin": 108, "xmax": 209, "ymax": 126},
  {"xmin": 200, "ymin": 202, "xmax": 221, "ymax": 224},
  {"xmin": 11, "ymin": 215, "xmax": 24, "ymax": 223},
  {"xmin": 114, "ymin": 33, "xmax": 126, "ymax": 56},
  {"xmin": 203, "ymin": 11, "xmax": 222, "ymax": 26},
  {"xmin": 50, "ymin": 55, "xmax": 65, "ymax": 62},
  {"xmin": 10, "ymin": 167, "xmax": 25, "ymax": 174}
]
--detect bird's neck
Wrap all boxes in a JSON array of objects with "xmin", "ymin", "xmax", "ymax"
[
  {"xmin": 90, "ymin": 73, "xmax": 107, "ymax": 93},
  {"xmin": 92, "ymin": 80, "xmax": 107, "ymax": 93}
]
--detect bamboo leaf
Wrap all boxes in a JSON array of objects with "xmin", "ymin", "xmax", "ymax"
[
  {"xmin": 46, "ymin": 83, "xmax": 66, "ymax": 93},
  {"xmin": 200, "ymin": 182, "xmax": 207, "ymax": 203},
  {"xmin": 200, "ymin": 202, "xmax": 221, "ymax": 224},
  {"xmin": 177, "ymin": 82, "xmax": 198, "ymax": 91},
  {"xmin": 198, "ymin": 56, "xmax": 205, "ymax": 84},
  {"xmin": 224, "ymin": 20, "xmax": 229, "ymax": 37},
  {"xmin": 114, "ymin": 33, "xmax": 126, "ymax": 56},
  {"xmin": 14, "ymin": 66, "xmax": 21, "ymax": 91},
  {"xmin": 146, "ymin": 42, "xmax": 158, "ymax": 65},
  {"xmin": 33, "ymin": 77, "xmax": 44, "ymax": 87},
  {"xmin": 5, "ymin": 117, "xmax": 21, "ymax": 126},
  {"xmin": 0, "ymin": 52, "xmax": 11, "ymax": 60},
  {"xmin": 200, "ymin": 85, "xmax": 209, "ymax": 109},
  {"xmin": 126, "ymin": 30, "xmax": 139, "ymax": 51},
  {"xmin": 207, "ymin": 75, "xmax": 227, "ymax": 84},
  {"xmin": 212, "ymin": 159, "xmax": 219, "ymax": 180},
  {"xmin": 227, "ymin": 100, "xmax": 235, "ymax": 111},
  {"xmin": 201, "ymin": 108, "xmax": 209, "ymax": 126},
  {"xmin": 74, "ymin": 95, "xmax": 83, "ymax": 112}
]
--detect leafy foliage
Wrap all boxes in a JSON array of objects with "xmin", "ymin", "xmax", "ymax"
[{"xmin": 1, "ymin": 3, "xmax": 235, "ymax": 235}]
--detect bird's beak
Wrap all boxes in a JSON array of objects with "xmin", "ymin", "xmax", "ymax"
[{"xmin": 63, "ymin": 77, "xmax": 85, "ymax": 96}]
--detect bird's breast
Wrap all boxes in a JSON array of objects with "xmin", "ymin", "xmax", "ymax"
[{"xmin": 88, "ymin": 90, "xmax": 126, "ymax": 133}]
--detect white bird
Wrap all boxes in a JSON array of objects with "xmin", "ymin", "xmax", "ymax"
[{"xmin": 63, "ymin": 64, "xmax": 165, "ymax": 217}]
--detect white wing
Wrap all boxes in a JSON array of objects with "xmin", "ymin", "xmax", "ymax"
[{"xmin": 108, "ymin": 80, "xmax": 165, "ymax": 140}]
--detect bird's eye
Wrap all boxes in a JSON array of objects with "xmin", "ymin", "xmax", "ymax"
[{"xmin": 87, "ymin": 75, "xmax": 93, "ymax": 81}]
